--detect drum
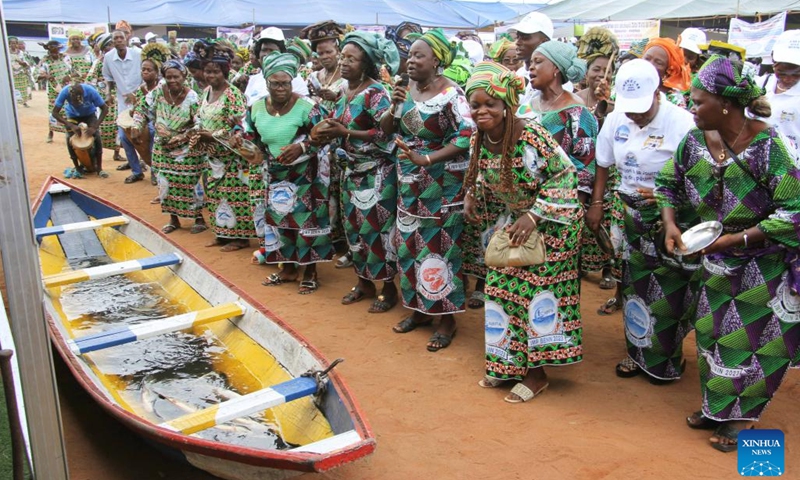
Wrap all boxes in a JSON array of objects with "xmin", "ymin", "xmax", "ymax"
[
  {"xmin": 117, "ymin": 108, "xmax": 152, "ymax": 166},
  {"xmin": 69, "ymin": 123, "xmax": 96, "ymax": 172}
]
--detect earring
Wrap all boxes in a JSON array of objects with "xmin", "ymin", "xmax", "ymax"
[
  {"xmin": 723, "ymin": 108, "xmax": 729, "ymax": 115},
  {"xmin": 503, "ymin": 109, "xmax": 507, "ymax": 118}
]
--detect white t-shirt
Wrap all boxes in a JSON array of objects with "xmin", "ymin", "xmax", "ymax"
[
  {"xmin": 596, "ymin": 100, "xmax": 695, "ymax": 194},
  {"xmin": 244, "ymin": 74, "xmax": 310, "ymax": 107},
  {"xmin": 758, "ymin": 74, "xmax": 800, "ymax": 155}
]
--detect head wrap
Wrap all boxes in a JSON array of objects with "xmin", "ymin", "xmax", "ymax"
[
  {"xmin": 692, "ymin": 55, "xmax": 765, "ymax": 107},
  {"xmin": 625, "ymin": 38, "xmax": 649, "ymax": 59},
  {"xmin": 395, "ymin": 22, "xmax": 423, "ymax": 39},
  {"xmin": 456, "ymin": 31, "xmax": 483, "ymax": 47},
  {"xmin": 409, "ymin": 28, "xmax": 458, "ymax": 68},
  {"xmin": 67, "ymin": 28, "xmax": 85, "ymax": 40},
  {"xmin": 261, "ymin": 51, "xmax": 299, "ymax": 79},
  {"xmin": 8, "ymin": 36, "xmax": 18, "ymax": 42},
  {"xmin": 644, "ymin": 38, "xmax": 691, "ymax": 91},
  {"xmin": 115, "ymin": 20, "xmax": 132, "ymax": 33},
  {"xmin": 301, "ymin": 20, "xmax": 345, "ymax": 51},
  {"xmin": 215, "ymin": 38, "xmax": 237, "ymax": 54},
  {"xmin": 41, "ymin": 40, "xmax": 62, "ymax": 50},
  {"xmin": 141, "ymin": 43, "xmax": 172, "ymax": 71},
  {"xmin": 577, "ymin": 27, "xmax": 619, "ymax": 65},
  {"xmin": 384, "ymin": 28, "xmax": 412, "ymax": 60},
  {"xmin": 287, "ymin": 37, "xmax": 312, "ymax": 63},
  {"xmin": 209, "ymin": 47, "xmax": 233, "ymax": 77},
  {"xmin": 465, "ymin": 61, "xmax": 525, "ymax": 108},
  {"xmin": 168, "ymin": 30, "xmax": 177, "ymax": 39},
  {"xmin": 96, "ymin": 33, "xmax": 113, "ymax": 51},
  {"xmin": 535, "ymin": 40, "xmax": 586, "ymax": 84},
  {"xmin": 193, "ymin": 39, "xmax": 215, "ymax": 60},
  {"xmin": 443, "ymin": 46, "xmax": 473, "ymax": 87},
  {"xmin": 489, "ymin": 38, "xmax": 515, "ymax": 63},
  {"xmin": 342, "ymin": 31, "xmax": 401, "ymax": 76},
  {"xmin": 183, "ymin": 51, "xmax": 203, "ymax": 70},
  {"xmin": 161, "ymin": 59, "xmax": 187, "ymax": 77},
  {"xmin": 87, "ymin": 32, "xmax": 101, "ymax": 47},
  {"xmin": 236, "ymin": 47, "xmax": 250, "ymax": 62}
]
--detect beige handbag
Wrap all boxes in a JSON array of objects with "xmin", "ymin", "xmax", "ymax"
[{"xmin": 484, "ymin": 229, "xmax": 546, "ymax": 268}]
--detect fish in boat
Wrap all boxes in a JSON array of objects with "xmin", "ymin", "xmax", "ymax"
[{"xmin": 33, "ymin": 177, "xmax": 375, "ymax": 480}]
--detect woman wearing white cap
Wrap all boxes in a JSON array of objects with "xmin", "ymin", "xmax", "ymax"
[
  {"xmin": 677, "ymin": 28, "xmax": 707, "ymax": 74},
  {"xmin": 759, "ymin": 30, "xmax": 800, "ymax": 154},
  {"xmin": 587, "ymin": 59, "xmax": 698, "ymax": 384}
]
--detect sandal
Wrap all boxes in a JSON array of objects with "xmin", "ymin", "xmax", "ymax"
[
  {"xmin": 597, "ymin": 297, "xmax": 620, "ymax": 315},
  {"xmin": 190, "ymin": 223, "xmax": 208, "ymax": 234},
  {"xmin": 599, "ymin": 275, "xmax": 616, "ymax": 290},
  {"xmin": 342, "ymin": 285, "xmax": 374, "ymax": 305},
  {"xmin": 368, "ymin": 294, "xmax": 397, "ymax": 313},
  {"xmin": 615, "ymin": 357, "xmax": 641, "ymax": 378},
  {"xmin": 116, "ymin": 163, "xmax": 131, "ymax": 171},
  {"xmin": 220, "ymin": 241, "xmax": 247, "ymax": 252},
  {"xmin": 687, "ymin": 411, "xmax": 720, "ymax": 430},
  {"xmin": 298, "ymin": 277, "xmax": 319, "ymax": 295},
  {"xmin": 503, "ymin": 382, "xmax": 549, "ymax": 403},
  {"xmin": 334, "ymin": 254, "xmax": 353, "ymax": 269},
  {"xmin": 98, "ymin": 171, "xmax": 110, "ymax": 178},
  {"xmin": 426, "ymin": 329, "xmax": 457, "ymax": 352},
  {"xmin": 205, "ymin": 237, "xmax": 228, "ymax": 248},
  {"xmin": 261, "ymin": 272, "xmax": 297, "ymax": 286},
  {"xmin": 150, "ymin": 196, "xmax": 161, "ymax": 204},
  {"xmin": 392, "ymin": 316, "xmax": 433, "ymax": 334},
  {"xmin": 468, "ymin": 290, "xmax": 485, "ymax": 309},
  {"xmin": 711, "ymin": 423, "xmax": 751, "ymax": 453},
  {"xmin": 478, "ymin": 377, "xmax": 504, "ymax": 388},
  {"xmin": 124, "ymin": 173, "xmax": 144, "ymax": 183},
  {"xmin": 161, "ymin": 224, "xmax": 179, "ymax": 234}
]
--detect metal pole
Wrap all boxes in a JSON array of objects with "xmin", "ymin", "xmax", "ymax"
[
  {"xmin": 0, "ymin": 3, "xmax": 70, "ymax": 479},
  {"xmin": 0, "ymin": 350, "xmax": 26, "ymax": 480}
]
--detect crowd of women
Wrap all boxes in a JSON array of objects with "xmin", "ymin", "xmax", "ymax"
[{"xmin": 25, "ymin": 13, "xmax": 800, "ymax": 453}]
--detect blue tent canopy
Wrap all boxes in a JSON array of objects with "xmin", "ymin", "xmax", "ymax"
[{"xmin": 3, "ymin": 0, "xmax": 541, "ymax": 28}]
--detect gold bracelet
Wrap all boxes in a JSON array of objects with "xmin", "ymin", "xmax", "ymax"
[
  {"xmin": 425, "ymin": 154, "xmax": 432, "ymax": 166},
  {"xmin": 526, "ymin": 211, "xmax": 538, "ymax": 228},
  {"xmin": 590, "ymin": 200, "xmax": 603, "ymax": 205}
]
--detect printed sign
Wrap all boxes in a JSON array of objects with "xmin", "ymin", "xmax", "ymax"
[
  {"xmin": 216, "ymin": 26, "xmax": 255, "ymax": 47},
  {"xmin": 585, "ymin": 20, "xmax": 660, "ymax": 51},
  {"xmin": 48, "ymin": 23, "xmax": 108, "ymax": 47},
  {"xmin": 738, "ymin": 429, "xmax": 784, "ymax": 476},
  {"xmin": 729, "ymin": 12, "xmax": 786, "ymax": 59}
]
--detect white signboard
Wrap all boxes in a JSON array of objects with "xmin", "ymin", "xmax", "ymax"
[
  {"xmin": 216, "ymin": 26, "xmax": 255, "ymax": 47},
  {"xmin": 48, "ymin": 23, "xmax": 108, "ymax": 47},
  {"xmin": 585, "ymin": 20, "xmax": 660, "ymax": 51},
  {"xmin": 729, "ymin": 12, "xmax": 786, "ymax": 59}
]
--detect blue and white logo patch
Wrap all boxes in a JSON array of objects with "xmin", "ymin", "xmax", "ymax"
[{"xmin": 614, "ymin": 125, "xmax": 630, "ymax": 143}]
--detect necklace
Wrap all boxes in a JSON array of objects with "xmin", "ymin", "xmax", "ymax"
[
  {"xmin": 485, "ymin": 132, "xmax": 503, "ymax": 145},
  {"xmin": 416, "ymin": 78, "xmax": 435, "ymax": 93},
  {"xmin": 268, "ymin": 97, "xmax": 290, "ymax": 117},
  {"xmin": 717, "ymin": 119, "xmax": 748, "ymax": 161},
  {"xmin": 536, "ymin": 89, "xmax": 565, "ymax": 112},
  {"xmin": 345, "ymin": 79, "xmax": 369, "ymax": 102},
  {"xmin": 165, "ymin": 86, "xmax": 186, "ymax": 106},
  {"xmin": 322, "ymin": 65, "xmax": 341, "ymax": 88}
]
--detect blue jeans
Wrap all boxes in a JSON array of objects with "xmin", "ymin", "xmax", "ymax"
[{"xmin": 118, "ymin": 126, "xmax": 141, "ymax": 176}]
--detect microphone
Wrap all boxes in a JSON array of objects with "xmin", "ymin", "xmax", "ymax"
[{"xmin": 394, "ymin": 73, "xmax": 409, "ymax": 119}]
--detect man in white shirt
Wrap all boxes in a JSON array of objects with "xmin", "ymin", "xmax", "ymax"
[
  {"xmin": 759, "ymin": 30, "xmax": 800, "ymax": 156},
  {"xmin": 102, "ymin": 29, "xmax": 144, "ymax": 182}
]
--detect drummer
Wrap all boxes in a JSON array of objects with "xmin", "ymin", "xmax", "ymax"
[{"xmin": 51, "ymin": 78, "xmax": 109, "ymax": 178}]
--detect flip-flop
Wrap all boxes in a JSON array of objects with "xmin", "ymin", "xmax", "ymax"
[
  {"xmin": 599, "ymin": 275, "xmax": 616, "ymax": 290},
  {"xmin": 261, "ymin": 272, "xmax": 297, "ymax": 286},
  {"xmin": 426, "ymin": 329, "xmax": 457, "ymax": 352},
  {"xmin": 220, "ymin": 242, "xmax": 247, "ymax": 252},
  {"xmin": 116, "ymin": 164, "xmax": 131, "ymax": 171},
  {"xmin": 478, "ymin": 377, "xmax": 504, "ymax": 388},
  {"xmin": 190, "ymin": 224, "xmax": 208, "ymax": 234},
  {"xmin": 392, "ymin": 316, "xmax": 433, "ymax": 334},
  {"xmin": 711, "ymin": 423, "xmax": 752, "ymax": 453},
  {"xmin": 368, "ymin": 294, "xmax": 397, "ymax": 313},
  {"xmin": 98, "ymin": 171, "xmax": 110, "ymax": 178},
  {"xmin": 161, "ymin": 224, "xmax": 179, "ymax": 234},
  {"xmin": 504, "ymin": 382, "xmax": 549, "ymax": 403},
  {"xmin": 334, "ymin": 254, "xmax": 353, "ymax": 269},
  {"xmin": 615, "ymin": 357, "xmax": 641, "ymax": 378},
  {"xmin": 298, "ymin": 278, "xmax": 319, "ymax": 295},
  {"xmin": 597, "ymin": 297, "xmax": 620, "ymax": 315},
  {"xmin": 468, "ymin": 290, "xmax": 485, "ymax": 309},
  {"xmin": 342, "ymin": 286, "xmax": 374, "ymax": 305},
  {"xmin": 150, "ymin": 197, "xmax": 161, "ymax": 204}
]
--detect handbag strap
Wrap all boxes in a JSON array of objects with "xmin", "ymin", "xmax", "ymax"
[{"xmin": 721, "ymin": 138, "xmax": 772, "ymax": 194}]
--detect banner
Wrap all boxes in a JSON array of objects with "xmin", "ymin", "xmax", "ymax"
[
  {"xmin": 216, "ymin": 26, "xmax": 255, "ymax": 47},
  {"xmin": 585, "ymin": 20, "xmax": 660, "ymax": 51},
  {"xmin": 48, "ymin": 23, "xmax": 108, "ymax": 47},
  {"xmin": 729, "ymin": 12, "xmax": 786, "ymax": 59}
]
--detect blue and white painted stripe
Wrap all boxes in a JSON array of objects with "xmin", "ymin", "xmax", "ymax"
[
  {"xmin": 68, "ymin": 302, "xmax": 246, "ymax": 355},
  {"xmin": 35, "ymin": 216, "xmax": 129, "ymax": 241},
  {"xmin": 43, "ymin": 253, "xmax": 182, "ymax": 288},
  {"xmin": 160, "ymin": 376, "xmax": 319, "ymax": 434}
]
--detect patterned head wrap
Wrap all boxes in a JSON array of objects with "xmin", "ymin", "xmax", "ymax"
[
  {"xmin": 235, "ymin": 47, "xmax": 250, "ymax": 62},
  {"xmin": 115, "ymin": 20, "xmax": 132, "ymax": 34},
  {"xmin": 692, "ymin": 55, "xmax": 766, "ymax": 107},
  {"xmin": 443, "ymin": 48, "xmax": 473, "ymax": 87},
  {"xmin": 644, "ymin": 38, "xmax": 691, "ymax": 91},
  {"xmin": 261, "ymin": 51, "xmax": 299, "ymax": 79},
  {"xmin": 409, "ymin": 28, "xmax": 458, "ymax": 68},
  {"xmin": 96, "ymin": 33, "xmax": 113, "ymax": 51},
  {"xmin": 343, "ymin": 31, "xmax": 401, "ymax": 76},
  {"xmin": 67, "ymin": 28, "xmax": 85, "ymax": 40},
  {"xmin": 183, "ymin": 51, "xmax": 203, "ymax": 70},
  {"xmin": 395, "ymin": 22, "xmax": 423, "ymax": 39},
  {"xmin": 161, "ymin": 59, "xmax": 187, "ymax": 77},
  {"xmin": 626, "ymin": 38, "xmax": 649, "ymax": 59},
  {"xmin": 287, "ymin": 37, "xmax": 312, "ymax": 63},
  {"xmin": 489, "ymin": 38, "xmax": 515, "ymax": 63},
  {"xmin": 193, "ymin": 39, "xmax": 215, "ymax": 60},
  {"xmin": 384, "ymin": 27, "xmax": 412, "ymax": 60},
  {"xmin": 465, "ymin": 61, "xmax": 525, "ymax": 108},
  {"xmin": 301, "ymin": 20, "xmax": 345, "ymax": 51},
  {"xmin": 209, "ymin": 47, "xmax": 233, "ymax": 77},
  {"xmin": 535, "ymin": 40, "xmax": 586, "ymax": 84},
  {"xmin": 577, "ymin": 27, "xmax": 619, "ymax": 65},
  {"xmin": 141, "ymin": 43, "xmax": 172, "ymax": 71}
]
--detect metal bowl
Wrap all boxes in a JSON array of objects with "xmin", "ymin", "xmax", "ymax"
[
  {"xmin": 596, "ymin": 225, "xmax": 615, "ymax": 256},
  {"xmin": 680, "ymin": 221, "xmax": 723, "ymax": 255}
]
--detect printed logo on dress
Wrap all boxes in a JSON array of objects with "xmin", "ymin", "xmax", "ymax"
[
  {"xmin": 262, "ymin": 225, "xmax": 281, "ymax": 252},
  {"xmin": 624, "ymin": 295, "xmax": 653, "ymax": 348},
  {"xmin": 485, "ymin": 301, "xmax": 511, "ymax": 360},
  {"xmin": 396, "ymin": 214, "xmax": 420, "ymax": 233},
  {"xmin": 768, "ymin": 274, "xmax": 800, "ymax": 324},
  {"xmin": 527, "ymin": 291, "xmax": 571, "ymax": 347},
  {"xmin": 738, "ymin": 429, "xmax": 784, "ymax": 477},
  {"xmin": 624, "ymin": 152, "xmax": 639, "ymax": 167},
  {"xmin": 642, "ymin": 134, "xmax": 664, "ymax": 150},
  {"xmin": 416, "ymin": 254, "xmax": 454, "ymax": 301},
  {"xmin": 268, "ymin": 181, "xmax": 298, "ymax": 215},
  {"xmin": 614, "ymin": 125, "xmax": 630, "ymax": 143}
]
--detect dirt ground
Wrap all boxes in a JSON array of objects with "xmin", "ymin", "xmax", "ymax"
[{"xmin": 10, "ymin": 90, "xmax": 799, "ymax": 480}]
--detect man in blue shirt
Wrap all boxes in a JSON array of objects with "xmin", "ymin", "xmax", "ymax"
[{"xmin": 52, "ymin": 82, "xmax": 109, "ymax": 178}]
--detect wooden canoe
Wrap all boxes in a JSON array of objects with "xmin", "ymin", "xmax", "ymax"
[{"xmin": 32, "ymin": 177, "xmax": 375, "ymax": 479}]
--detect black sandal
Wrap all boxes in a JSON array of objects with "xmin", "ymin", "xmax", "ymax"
[
  {"xmin": 368, "ymin": 294, "xmax": 397, "ymax": 313},
  {"xmin": 392, "ymin": 316, "xmax": 432, "ymax": 334},
  {"xmin": 427, "ymin": 329, "xmax": 457, "ymax": 352},
  {"xmin": 615, "ymin": 357, "xmax": 640, "ymax": 378},
  {"xmin": 711, "ymin": 423, "xmax": 751, "ymax": 453},
  {"xmin": 687, "ymin": 411, "xmax": 720, "ymax": 430}
]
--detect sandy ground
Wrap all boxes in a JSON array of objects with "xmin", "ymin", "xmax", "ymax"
[{"xmin": 8, "ymin": 90, "xmax": 799, "ymax": 480}]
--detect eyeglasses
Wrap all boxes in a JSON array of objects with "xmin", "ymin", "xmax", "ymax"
[
  {"xmin": 339, "ymin": 55, "xmax": 361, "ymax": 65},
  {"xmin": 267, "ymin": 80, "xmax": 291, "ymax": 90}
]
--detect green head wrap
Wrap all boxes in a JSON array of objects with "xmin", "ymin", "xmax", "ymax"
[
  {"xmin": 693, "ymin": 54, "xmax": 765, "ymax": 107},
  {"xmin": 342, "ymin": 31, "xmax": 401, "ymax": 76},
  {"xmin": 577, "ymin": 27, "xmax": 619, "ymax": 66},
  {"xmin": 489, "ymin": 38, "xmax": 515, "ymax": 64},
  {"xmin": 465, "ymin": 61, "xmax": 525, "ymax": 108},
  {"xmin": 261, "ymin": 52, "xmax": 299, "ymax": 79},
  {"xmin": 287, "ymin": 37, "xmax": 312, "ymax": 64},
  {"xmin": 408, "ymin": 28, "xmax": 457, "ymax": 68},
  {"xmin": 535, "ymin": 40, "xmax": 586, "ymax": 84}
]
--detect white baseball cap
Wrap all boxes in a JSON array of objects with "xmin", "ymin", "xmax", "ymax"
[
  {"xmin": 509, "ymin": 12, "xmax": 553, "ymax": 39},
  {"xmin": 259, "ymin": 27, "xmax": 285, "ymax": 43},
  {"xmin": 772, "ymin": 30, "xmax": 800, "ymax": 66},
  {"xmin": 614, "ymin": 59, "xmax": 660, "ymax": 114},
  {"xmin": 461, "ymin": 40, "xmax": 484, "ymax": 65},
  {"xmin": 678, "ymin": 28, "xmax": 707, "ymax": 55},
  {"xmin": 129, "ymin": 37, "xmax": 141, "ymax": 45},
  {"xmin": 145, "ymin": 32, "xmax": 158, "ymax": 42}
]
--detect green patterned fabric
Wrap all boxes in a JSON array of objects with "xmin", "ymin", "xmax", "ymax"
[
  {"xmin": 656, "ymin": 127, "xmax": 800, "ymax": 420},
  {"xmin": 479, "ymin": 123, "xmax": 584, "ymax": 378},
  {"xmin": 692, "ymin": 54, "xmax": 765, "ymax": 107},
  {"xmin": 261, "ymin": 52, "xmax": 298, "ymax": 79},
  {"xmin": 408, "ymin": 28, "xmax": 457, "ymax": 68},
  {"xmin": 465, "ymin": 61, "xmax": 525, "ymax": 108},
  {"xmin": 41, "ymin": 54, "xmax": 72, "ymax": 133},
  {"xmin": 85, "ymin": 58, "xmax": 118, "ymax": 150}
]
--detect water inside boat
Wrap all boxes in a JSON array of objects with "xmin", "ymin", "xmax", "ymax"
[{"xmin": 38, "ymin": 216, "xmax": 335, "ymax": 450}]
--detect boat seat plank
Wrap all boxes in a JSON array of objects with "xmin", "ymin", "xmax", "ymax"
[
  {"xmin": 160, "ymin": 377, "xmax": 319, "ymax": 435},
  {"xmin": 50, "ymin": 194, "xmax": 106, "ymax": 260},
  {"xmin": 35, "ymin": 216, "xmax": 129, "ymax": 241},
  {"xmin": 42, "ymin": 253, "xmax": 182, "ymax": 288},
  {"xmin": 68, "ymin": 302, "xmax": 246, "ymax": 355},
  {"xmin": 291, "ymin": 430, "xmax": 363, "ymax": 454}
]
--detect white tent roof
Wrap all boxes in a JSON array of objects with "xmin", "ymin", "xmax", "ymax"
[{"xmin": 538, "ymin": 0, "xmax": 800, "ymax": 21}]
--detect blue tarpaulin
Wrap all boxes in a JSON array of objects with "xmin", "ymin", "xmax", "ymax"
[{"xmin": 3, "ymin": 0, "xmax": 541, "ymax": 28}]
